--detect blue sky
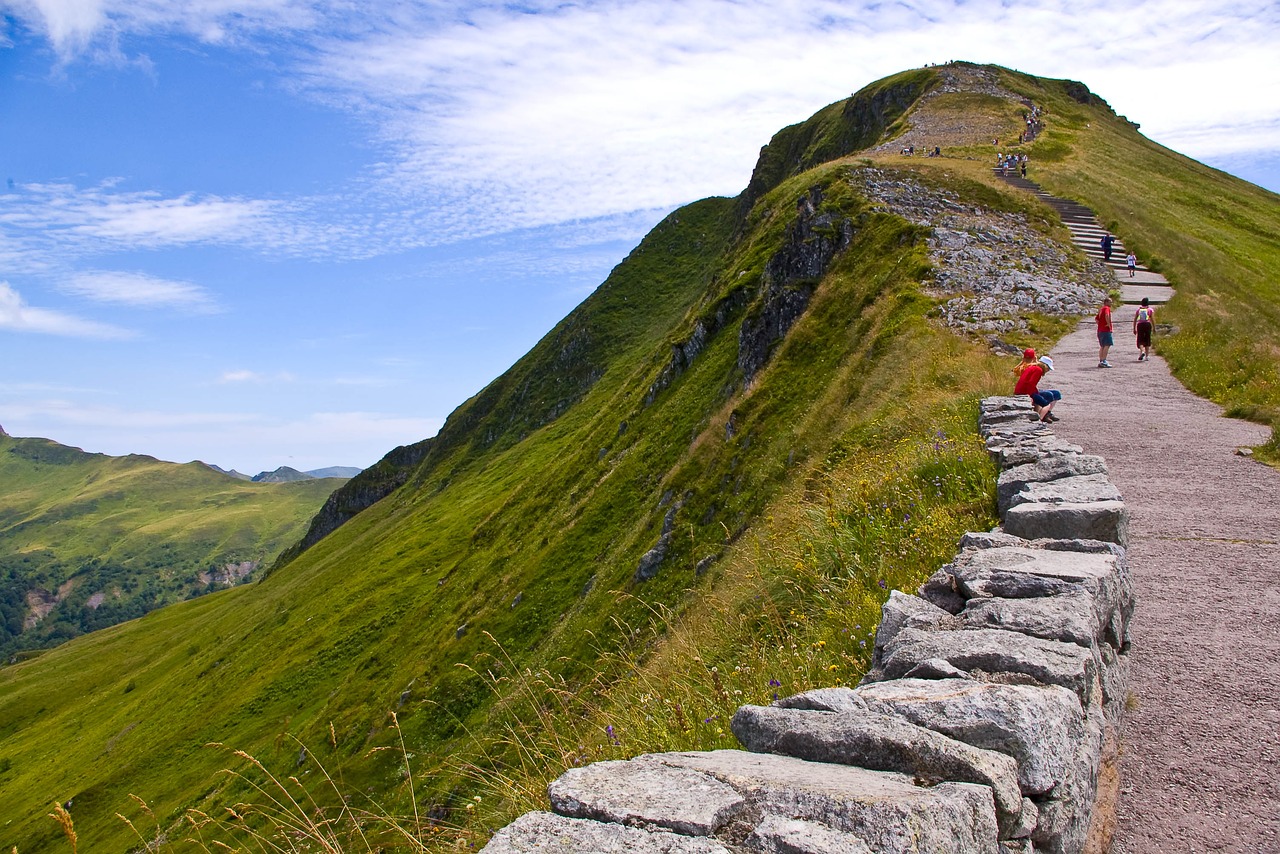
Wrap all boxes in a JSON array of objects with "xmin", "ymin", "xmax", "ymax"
[{"xmin": 2, "ymin": 0, "xmax": 1277, "ymax": 473}]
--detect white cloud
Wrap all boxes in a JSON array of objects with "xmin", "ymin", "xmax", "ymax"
[
  {"xmin": 218, "ymin": 369, "xmax": 296, "ymax": 384},
  {"xmin": 63, "ymin": 270, "xmax": 219, "ymax": 312},
  {"xmin": 8, "ymin": 0, "xmax": 1278, "ymax": 248},
  {"xmin": 0, "ymin": 281, "xmax": 132, "ymax": 338},
  {"xmin": 2, "ymin": 182, "xmax": 287, "ymax": 250}
]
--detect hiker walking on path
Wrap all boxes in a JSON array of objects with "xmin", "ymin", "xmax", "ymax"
[
  {"xmin": 1101, "ymin": 233, "xmax": 1115, "ymax": 262},
  {"xmin": 1015, "ymin": 354, "xmax": 1061, "ymax": 422},
  {"xmin": 1133, "ymin": 297, "xmax": 1155, "ymax": 361},
  {"xmin": 1096, "ymin": 297, "xmax": 1114, "ymax": 367},
  {"xmin": 1126, "ymin": 252, "xmax": 1137, "ymax": 277}
]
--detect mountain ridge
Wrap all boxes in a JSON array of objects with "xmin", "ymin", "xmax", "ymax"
[{"xmin": 1, "ymin": 62, "xmax": 1277, "ymax": 852}]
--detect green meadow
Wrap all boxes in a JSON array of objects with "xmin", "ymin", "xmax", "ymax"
[{"xmin": 0, "ymin": 436, "xmax": 343, "ymax": 661}]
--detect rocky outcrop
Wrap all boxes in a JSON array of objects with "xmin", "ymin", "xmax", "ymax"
[
  {"xmin": 265, "ymin": 437, "xmax": 434, "ymax": 576},
  {"xmin": 481, "ymin": 396, "xmax": 1133, "ymax": 854},
  {"xmin": 853, "ymin": 170, "xmax": 1111, "ymax": 338},
  {"xmin": 738, "ymin": 187, "xmax": 854, "ymax": 383}
]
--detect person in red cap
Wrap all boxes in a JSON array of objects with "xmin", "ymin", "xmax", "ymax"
[
  {"xmin": 1013, "ymin": 347, "xmax": 1037, "ymax": 381},
  {"xmin": 1015, "ymin": 354, "xmax": 1061, "ymax": 422}
]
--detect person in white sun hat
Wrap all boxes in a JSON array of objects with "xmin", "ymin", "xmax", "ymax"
[{"xmin": 1015, "ymin": 354, "xmax": 1062, "ymax": 423}]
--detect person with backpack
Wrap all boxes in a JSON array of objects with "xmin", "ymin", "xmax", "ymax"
[
  {"xmin": 1133, "ymin": 297, "xmax": 1155, "ymax": 361},
  {"xmin": 1095, "ymin": 297, "xmax": 1114, "ymax": 367},
  {"xmin": 1015, "ymin": 355, "xmax": 1061, "ymax": 422}
]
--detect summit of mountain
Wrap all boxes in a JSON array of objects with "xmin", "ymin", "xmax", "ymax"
[{"xmin": 1, "ymin": 62, "xmax": 1277, "ymax": 852}]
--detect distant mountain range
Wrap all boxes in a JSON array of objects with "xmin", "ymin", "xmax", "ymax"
[
  {"xmin": 0, "ymin": 433, "xmax": 347, "ymax": 661},
  {"xmin": 205, "ymin": 463, "xmax": 364, "ymax": 482}
]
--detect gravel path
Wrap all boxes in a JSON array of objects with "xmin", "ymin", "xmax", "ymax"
[{"xmin": 1046, "ymin": 322, "xmax": 1280, "ymax": 853}]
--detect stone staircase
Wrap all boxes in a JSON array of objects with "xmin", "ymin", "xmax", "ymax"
[{"xmin": 992, "ymin": 171, "xmax": 1174, "ymax": 306}]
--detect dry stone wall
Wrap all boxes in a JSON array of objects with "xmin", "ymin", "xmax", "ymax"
[{"xmin": 481, "ymin": 395, "xmax": 1133, "ymax": 854}]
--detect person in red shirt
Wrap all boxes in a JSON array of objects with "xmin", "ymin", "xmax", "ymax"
[
  {"xmin": 1095, "ymin": 297, "xmax": 1114, "ymax": 367},
  {"xmin": 1015, "ymin": 355, "xmax": 1061, "ymax": 422}
]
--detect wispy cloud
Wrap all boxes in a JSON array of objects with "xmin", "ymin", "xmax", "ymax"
[
  {"xmin": 62, "ymin": 270, "xmax": 219, "ymax": 312},
  {"xmin": 0, "ymin": 281, "xmax": 133, "ymax": 338},
  {"xmin": 218, "ymin": 369, "xmax": 296, "ymax": 384},
  {"xmin": 8, "ymin": 1, "xmax": 1278, "ymax": 249},
  {"xmin": 2, "ymin": 182, "xmax": 289, "ymax": 250}
]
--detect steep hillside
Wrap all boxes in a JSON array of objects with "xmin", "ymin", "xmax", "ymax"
[
  {"xmin": 0, "ymin": 435, "xmax": 344, "ymax": 660},
  {"xmin": 1, "ymin": 62, "xmax": 1275, "ymax": 852}
]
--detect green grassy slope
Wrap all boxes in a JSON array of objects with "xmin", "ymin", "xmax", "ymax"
[
  {"xmin": 4, "ymin": 63, "xmax": 1274, "ymax": 851},
  {"xmin": 0, "ymin": 436, "xmax": 343, "ymax": 659}
]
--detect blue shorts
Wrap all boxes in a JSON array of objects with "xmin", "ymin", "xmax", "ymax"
[
  {"xmin": 1098, "ymin": 331, "xmax": 1114, "ymax": 346},
  {"xmin": 1030, "ymin": 390, "xmax": 1061, "ymax": 407}
]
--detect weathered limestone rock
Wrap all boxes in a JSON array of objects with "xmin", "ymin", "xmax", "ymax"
[
  {"xmin": 997, "ymin": 456, "xmax": 1108, "ymax": 515},
  {"xmin": 1005, "ymin": 474, "xmax": 1121, "ymax": 508},
  {"xmin": 919, "ymin": 545, "xmax": 1133, "ymax": 651},
  {"xmin": 1003, "ymin": 501, "xmax": 1128, "ymax": 546},
  {"xmin": 550, "ymin": 750, "xmax": 1001, "ymax": 854},
  {"xmin": 878, "ymin": 626, "xmax": 1097, "ymax": 704},
  {"xmin": 959, "ymin": 594, "xmax": 1101, "ymax": 648},
  {"xmin": 549, "ymin": 758, "xmax": 744, "ymax": 836},
  {"xmin": 745, "ymin": 814, "xmax": 874, "ymax": 854},
  {"xmin": 730, "ymin": 704, "xmax": 1024, "ymax": 831},
  {"xmin": 479, "ymin": 811, "xmax": 733, "ymax": 853},
  {"xmin": 778, "ymin": 679, "xmax": 1086, "ymax": 797}
]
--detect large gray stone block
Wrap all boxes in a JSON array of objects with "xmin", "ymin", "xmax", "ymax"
[
  {"xmin": 997, "ymin": 456, "xmax": 1108, "ymax": 515},
  {"xmin": 878, "ymin": 626, "xmax": 1097, "ymax": 705},
  {"xmin": 959, "ymin": 593, "xmax": 1101, "ymax": 648},
  {"xmin": 1006, "ymin": 474, "xmax": 1121, "ymax": 508},
  {"xmin": 549, "ymin": 758, "xmax": 744, "ymax": 836},
  {"xmin": 730, "ymin": 704, "xmax": 1024, "ymax": 832},
  {"xmin": 664, "ymin": 750, "xmax": 1000, "ymax": 854},
  {"xmin": 1002, "ymin": 501, "xmax": 1128, "ymax": 546},
  {"xmin": 548, "ymin": 750, "xmax": 1001, "ymax": 854},
  {"xmin": 918, "ymin": 545, "xmax": 1132, "ymax": 651},
  {"xmin": 479, "ymin": 811, "xmax": 733, "ymax": 853},
  {"xmin": 778, "ymin": 679, "xmax": 1085, "ymax": 797},
  {"xmin": 871, "ymin": 591, "xmax": 958, "ymax": 670}
]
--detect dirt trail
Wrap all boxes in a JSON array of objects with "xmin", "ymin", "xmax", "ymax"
[{"xmin": 1045, "ymin": 322, "xmax": 1280, "ymax": 853}]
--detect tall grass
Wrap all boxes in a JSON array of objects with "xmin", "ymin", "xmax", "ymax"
[{"xmin": 40, "ymin": 423, "xmax": 990, "ymax": 853}]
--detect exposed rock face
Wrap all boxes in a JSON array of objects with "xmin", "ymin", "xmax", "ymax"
[
  {"xmin": 482, "ymin": 396, "xmax": 1134, "ymax": 854},
  {"xmin": 268, "ymin": 437, "xmax": 433, "ymax": 575},
  {"xmin": 852, "ymin": 170, "xmax": 1111, "ymax": 337},
  {"xmin": 738, "ymin": 186, "xmax": 854, "ymax": 383}
]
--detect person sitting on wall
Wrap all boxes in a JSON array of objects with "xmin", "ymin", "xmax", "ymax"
[{"xmin": 1015, "ymin": 355, "xmax": 1061, "ymax": 423}]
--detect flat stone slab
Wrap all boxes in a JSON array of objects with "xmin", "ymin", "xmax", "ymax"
[
  {"xmin": 549, "ymin": 758, "xmax": 744, "ymax": 836},
  {"xmin": 480, "ymin": 811, "xmax": 732, "ymax": 853},
  {"xmin": 997, "ymin": 456, "xmax": 1109, "ymax": 515},
  {"xmin": 878, "ymin": 626, "xmax": 1097, "ymax": 704},
  {"xmin": 1003, "ymin": 500, "xmax": 1128, "ymax": 546},
  {"xmin": 1006, "ymin": 474, "xmax": 1121, "ymax": 508},
  {"xmin": 549, "ymin": 750, "xmax": 1001, "ymax": 854},
  {"xmin": 779, "ymin": 679, "xmax": 1085, "ymax": 797},
  {"xmin": 919, "ymin": 545, "xmax": 1132, "ymax": 651},
  {"xmin": 730, "ymin": 704, "xmax": 1025, "ymax": 830},
  {"xmin": 959, "ymin": 593, "xmax": 1101, "ymax": 648}
]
